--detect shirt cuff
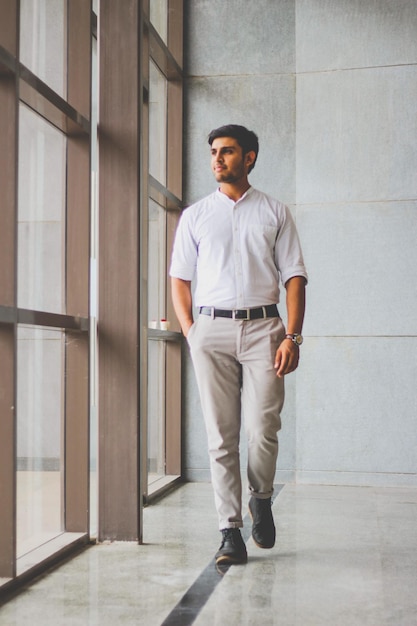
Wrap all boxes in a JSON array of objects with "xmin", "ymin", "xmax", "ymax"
[
  {"xmin": 280, "ymin": 266, "xmax": 308, "ymax": 286},
  {"xmin": 169, "ymin": 264, "xmax": 195, "ymax": 281}
]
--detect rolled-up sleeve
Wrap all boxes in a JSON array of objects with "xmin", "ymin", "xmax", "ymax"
[
  {"xmin": 169, "ymin": 209, "xmax": 198, "ymax": 281},
  {"xmin": 275, "ymin": 207, "xmax": 308, "ymax": 287}
]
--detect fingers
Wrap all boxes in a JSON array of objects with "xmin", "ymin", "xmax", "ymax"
[{"xmin": 274, "ymin": 343, "xmax": 299, "ymax": 378}]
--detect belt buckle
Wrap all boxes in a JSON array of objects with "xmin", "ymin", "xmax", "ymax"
[{"xmin": 232, "ymin": 308, "xmax": 250, "ymax": 321}]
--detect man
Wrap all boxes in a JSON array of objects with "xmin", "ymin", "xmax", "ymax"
[{"xmin": 170, "ymin": 124, "xmax": 307, "ymax": 565}]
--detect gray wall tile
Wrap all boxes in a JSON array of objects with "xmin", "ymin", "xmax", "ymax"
[
  {"xmin": 298, "ymin": 201, "xmax": 417, "ymax": 336},
  {"xmin": 186, "ymin": 0, "xmax": 295, "ymax": 76},
  {"xmin": 296, "ymin": 66, "xmax": 417, "ymax": 204},
  {"xmin": 297, "ymin": 0, "xmax": 417, "ymax": 72},
  {"xmin": 185, "ymin": 74, "xmax": 295, "ymax": 205},
  {"xmin": 297, "ymin": 337, "xmax": 417, "ymax": 474}
]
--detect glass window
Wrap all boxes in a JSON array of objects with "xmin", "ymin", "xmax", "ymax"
[
  {"xmin": 144, "ymin": 4, "xmax": 183, "ymax": 498},
  {"xmin": 2, "ymin": 0, "xmax": 183, "ymax": 582},
  {"xmin": 147, "ymin": 341, "xmax": 166, "ymax": 485},
  {"xmin": 148, "ymin": 199, "xmax": 167, "ymax": 325},
  {"xmin": 20, "ymin": 0, "xmax": 67, "ymax": 98},
  {"xmin": 0, "ymin": 0, "xmax": 91, "ymax": 586},
  {"xmin": 149, "ymin": 60, "xmax": 167, "ymax": 186},
  {"xmin": 18, "ymin": 104, "xmax": 66, "ymax": 315},
  {"xmin": 150, "ymin": 0, "xmax": 168, "ymax": 45},
  {"xmin": 16, "ymin": 326, "xmax": 64, "ymax": 557}
]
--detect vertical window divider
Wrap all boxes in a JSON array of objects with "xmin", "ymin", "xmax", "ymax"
[{"xmin": 0, "ymin": 0, "xmax": 18, "ymax": 581}]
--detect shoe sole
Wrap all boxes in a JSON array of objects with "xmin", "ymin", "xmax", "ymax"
[
  {"xmin": 248, "ymin": 507, "xmax": 276, "ymax": 549},
  {"xmin": 215, "ymin": 554, "xmax": 248, "ymax": 565}
]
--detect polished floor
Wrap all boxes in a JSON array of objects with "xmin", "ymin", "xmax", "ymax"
[{"xmin": 0, "ymin": 482, "xmax": 416, "ymax": 625}]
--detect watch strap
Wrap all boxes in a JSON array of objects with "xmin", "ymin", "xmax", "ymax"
[{"xmin": 285, "ymin": 333, "xmax": 303, "ymax": 346}]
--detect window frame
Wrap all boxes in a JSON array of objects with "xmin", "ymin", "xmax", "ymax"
[
  {"xmin": 143, "ymin": 0, "xmax": 184, "ymax": 502},
  {"xmin": 0, "ymin": 0, "xmax": 91, "ymax": 588}
]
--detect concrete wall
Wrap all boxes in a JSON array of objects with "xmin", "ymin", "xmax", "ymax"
[{"xmin": 183, "ymin": 0, "xmax": 417, "ymax": 487}]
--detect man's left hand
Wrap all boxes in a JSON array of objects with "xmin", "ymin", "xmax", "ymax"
[{"xmin": 274, "ymin": 339, "xmax": 299, "ymax": 378}]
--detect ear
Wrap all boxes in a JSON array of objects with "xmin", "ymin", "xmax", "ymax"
[{"xmin": 245, "ymin": 150, "xmax": 256, "ymax": 168}]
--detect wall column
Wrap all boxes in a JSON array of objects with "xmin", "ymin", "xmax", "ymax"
[{"xmin": 98, "ymin": 1, "xmax": 142, "ymax": 540}]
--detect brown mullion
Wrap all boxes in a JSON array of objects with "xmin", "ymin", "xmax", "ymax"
[
  {"xmin": 0, "ymin": 325, "xmax": 16, "ymax": 578},
  {"xmin": 148, "ymin": 21, "xmax": 182, "ymax": 81},
  {"xmin": 165, "ymin": 341, "xmax": 181, "ymax": 476},
  {"xmin": 65, "ymin": 0, "xmax": 91, "ymax": 535},
  {"xmin": 164, "ymin": 210, "xmax": 182, "ymax": 477},
  {"xmin": 164, "ymin": 0, "xmax": 183, "ymax": 479},
  {"xmin": 168, "ymin": 0, "xmax": 184, "ymax": 69},
  {"xmin": 0, "ymin": 306, "xmax": 89, "ymax": 331},
  {"xmin": 98, "ymin": 0, "xmax": 141, "ymax": 542},
  {"xmin": 166, "ymin": 80, "xmax": 183, "ymax": 203},
  {"xmin": 139, "ymin": 4, "xmax": 150, "ymax": 516},
  {"xmin": 0, "ymin": 0, "xmax": 18, "ymax": 579}
]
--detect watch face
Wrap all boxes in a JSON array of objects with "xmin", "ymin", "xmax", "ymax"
[{"xmin": 286, "ymin": 333, "xmax": 303, "ymax": 345}]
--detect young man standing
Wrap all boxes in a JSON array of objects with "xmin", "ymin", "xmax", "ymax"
[{"xmin": 170, "ymin": 124, "xmax": 307, "ymax": 565}]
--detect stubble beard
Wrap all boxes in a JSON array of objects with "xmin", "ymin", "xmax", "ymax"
[{"xmin": 214, "ymin": 164, "xmax": 246, "ymax": 184}]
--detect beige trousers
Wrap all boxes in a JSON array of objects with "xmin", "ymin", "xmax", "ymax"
[{"xmin": 187, "ymin": 314, "xmax": 286, "ymax": 529}]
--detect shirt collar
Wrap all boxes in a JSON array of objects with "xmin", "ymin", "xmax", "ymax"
[{"xmin": 215, "ymin": 186, "xmax": 254, "ymax": 204}]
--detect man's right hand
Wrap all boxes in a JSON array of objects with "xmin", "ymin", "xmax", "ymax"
[
  {"xmin": 171, "ymin": 277, "xmax": 194, "ymax": 337},
  {"xmin": 182, "ymin": 320, "xmax": 194, "ymax": 338}
]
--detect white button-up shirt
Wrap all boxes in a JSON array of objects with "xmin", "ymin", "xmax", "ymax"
[{"xmin": 170, "ymin": 187, "xmax": 307, "ymax": 308}]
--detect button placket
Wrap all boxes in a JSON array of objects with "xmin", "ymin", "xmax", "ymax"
[{"xmin": 233, "ymin": 205, "xmax": 244, "ymax": 307}]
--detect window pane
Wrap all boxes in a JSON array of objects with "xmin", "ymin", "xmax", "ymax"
[
  {"xmin": 147, "ymin": 340, "xmax": 166, "ymax": 483},
  {"xmin": 20, "ymin": 0, "xmax": 67, "ymax": 98},
  {"xmin": 18, "ymin": 104, "xmax": 66, "ymax": 314},
  {"xmin": 148, "ymin": 199, "xmax": 166, "ymax": 325},
  {"xmin": 150, "ymin": 0, "xmax": 168, "ymax": 45},
  {"xmin": 149, "ymin": 60, "xmax": 167, "ymax": 185},
  {"xmin": 16, "ymin": 326, "xmax": 64, "ymax": 557}
]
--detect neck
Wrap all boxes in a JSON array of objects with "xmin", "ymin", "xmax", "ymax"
[{"xmin": 219, "ymin": 179, "xmax": 251, "ymax": 202}]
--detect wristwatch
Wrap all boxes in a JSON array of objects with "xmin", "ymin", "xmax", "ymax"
[{"xmin": 285, "ymin": 333, "xmax": 303, "ymax": 346}]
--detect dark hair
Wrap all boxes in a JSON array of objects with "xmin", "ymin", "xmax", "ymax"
[{"xmin": 208, "ymin": 124, "xmax": 259, "ymax": 173}]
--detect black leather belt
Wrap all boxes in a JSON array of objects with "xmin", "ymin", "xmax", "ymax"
[{"xmin": 199, "ymin": 304, "xmax": 279, "ymax": 321}]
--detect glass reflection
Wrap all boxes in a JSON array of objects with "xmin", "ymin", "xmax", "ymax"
[
  {"xmin": 148, "ymin": 199, "xmax": 166, "ymax": 325},
  {"xmin": 20, "ymin": 0, "xmax": 67, "ymax": 98},
  {"xmin": 147, "ymin": 196, "xmax": 167, "ymax": 488},
  {"xmin": 147, "ymin": 340, "xmax": 166, "ymax": 485},
  {"xmin": 18, "ymin": 104, "xmax": 66, "ymax": 314},
  {"xmin": 150, "ymin": 0, "xmax": 168, "ymax": 44},
  {"xmin": 16, "ymin": 326, "xmax": 64, "ymax": 557},
  {"xmin": 149, "ymin": 60, "xmax": 167, "ymax": 185}
]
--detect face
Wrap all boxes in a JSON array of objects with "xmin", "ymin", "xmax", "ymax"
[{"xmin": 210, "ymin": 137, "xmax": 254, "ymax": 184}]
